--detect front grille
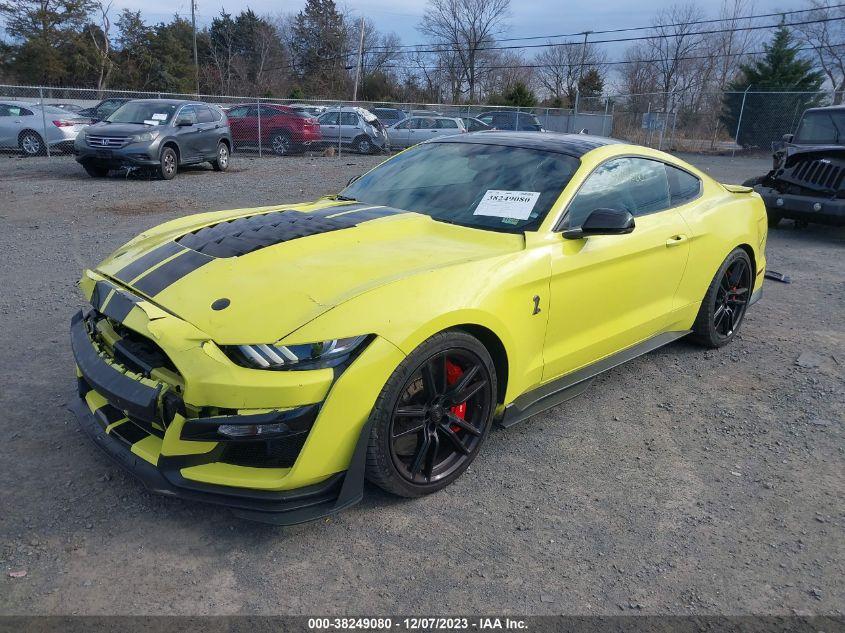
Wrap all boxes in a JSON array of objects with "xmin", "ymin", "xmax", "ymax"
[
  {"xmin": 788, "ymin": 158, "xmax": 845, "ymax": 191},
  {"xmin": 221, "ymin": 432, "xmax": 309, "ymax": 468},
  {"xmin": 87, "ymin": 135, "xmax": 130, "ymax": 149}
]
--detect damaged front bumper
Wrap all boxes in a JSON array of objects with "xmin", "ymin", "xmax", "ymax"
[
  {"xmin": 754, "ymin": 185, "xmax": 845, "ymax": 226},
  {"xmin": 69, "ymin": 271, "xmax": 404, "ymax": 524}
]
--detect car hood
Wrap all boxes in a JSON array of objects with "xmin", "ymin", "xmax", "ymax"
[
  {"xmin": 95, "ymin": 201, "xmax": 523, "ymax": 344},
  {"xmin": 85, "ymin": 122, "xmax": 168, "ymax": 135}
]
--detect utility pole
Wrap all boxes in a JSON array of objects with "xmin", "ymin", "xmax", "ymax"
[
  {"xmin": 577, "ymin": 31, "xmax": 592, "ymax": 85},
  {"xmin": 352, "ymin": 16, "xmax": 365, "ymax": 102},
  {"xmin": 191, "ymin": 0, "xmax": 199, "ymax": 95}
]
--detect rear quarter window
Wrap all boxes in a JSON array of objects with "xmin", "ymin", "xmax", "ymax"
[{"xmin": 666, "ymin": 164, "xmax": 702, "ymax": 205}]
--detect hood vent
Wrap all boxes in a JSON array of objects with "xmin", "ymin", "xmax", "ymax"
[{"xmin": 176, "ymin": 206, "xmax": 402, "ymax": 258}]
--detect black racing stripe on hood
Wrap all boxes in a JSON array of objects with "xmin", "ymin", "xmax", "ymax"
[
  {"xmin": 90, "ymin": 279, "xmax": 139, "ymax": 323},
  {"xmin": 132, "ymin": 249, "xmax": 214, "ymax": 297},
  {"xmin": 113, "ymin": 241, "xmax": 186, "ymax": 284},
  {"xmin": 175, "ymin": 205, "xmax": 405, "ymax": 259}
]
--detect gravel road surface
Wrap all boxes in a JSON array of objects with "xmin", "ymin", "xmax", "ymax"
[{"xmin": 0, "ymin": 152, "xmax": 842, "ymax": 615}]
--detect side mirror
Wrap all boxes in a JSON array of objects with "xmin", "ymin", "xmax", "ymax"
[
  {"xmin": 347, "ymin": 174, "xmax": 361, "ymax": 186},
  {"xmin": 782, "ymin": 133, "xmax": 794, "ymax": 143},
  {"xmin": 175, "ymin": 118, "xmax": 193, "ymax": 127},
  {"xmin": 562, "ymin": 208, "xmax": 635, "ymax": 239}
]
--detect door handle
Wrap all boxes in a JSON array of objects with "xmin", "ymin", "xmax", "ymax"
[{"xmin": 666, "ymin": 234, "xmax": 688, "ymax": 247}]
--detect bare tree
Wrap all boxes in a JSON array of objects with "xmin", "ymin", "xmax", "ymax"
[
  {"xmin": 644, "ymin": 3, "xmax": 707, "ymax": 111},
  {"xmin": 534, "ymin": 40, "xmax": 606, "ymax": 105},
  {"xmin": 795, "ymin": 0, "xmax": 845, "ymax": 103},
  {"xmin": 418, "ymin": 0, "xmax": 510, "ymax": 102},
  {"xmin": 89, "ymin": 1, "xmax": 114, "ymax": 93}
]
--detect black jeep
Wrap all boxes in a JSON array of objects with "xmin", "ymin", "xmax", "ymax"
[{"xmin": 746, "ymin": 105, "xmax": 845, "ymax": 227}]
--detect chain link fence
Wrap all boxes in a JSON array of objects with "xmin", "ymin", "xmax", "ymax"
[{"xmin": 0, "ymin": 83, "xmax": 841, "ymax": 161}]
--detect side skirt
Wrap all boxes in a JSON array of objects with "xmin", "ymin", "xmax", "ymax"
[{"xmin": 499, "ymin": 330, "xmax": 691, "ymax": 429}]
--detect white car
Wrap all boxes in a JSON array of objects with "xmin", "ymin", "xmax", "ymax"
[
  {"xmin": 0, "ymin": 100, "xmax": 91, "ymax": 155},
  {"xmin": 387, "ymin": 116, "xmax": 466, "ymax": 149}
]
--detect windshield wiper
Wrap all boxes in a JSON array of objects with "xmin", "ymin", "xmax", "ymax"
[{"xmin": 334, "ymin": 195, "xmax": 357, "ymax": 201}]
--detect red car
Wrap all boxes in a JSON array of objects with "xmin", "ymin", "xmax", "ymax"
[{"xmin": 225, "ymin": 103, "xmax": 321, "ymax": 155}]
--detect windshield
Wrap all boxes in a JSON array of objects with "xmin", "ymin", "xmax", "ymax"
[
  {"xmin": 794, "ymin": 111, "xmax": 845, "ymax": 144},
  {"xmin": 340, "ymin": 141, "xmax": 580, "ymax": 232},
  {"xmin": 106, "ymin": 102, "xmax": 178, "ymax": 125}
]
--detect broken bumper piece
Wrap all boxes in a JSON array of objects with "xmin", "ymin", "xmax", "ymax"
[{"xmin": 69, "ymin": 308, "xmax": 371, "ymax": 525}]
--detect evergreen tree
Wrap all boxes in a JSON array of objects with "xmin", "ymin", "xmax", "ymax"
[
  {"xmin": 722, "ymin": 26, "xmax": 825, "ymax": 148},
  {"xmin": 0, "ymin": 0, "xmax": 97, "ymax": 83},
  {"xmin": 503, "ymin": 82, "xmax": 537, "ymax": 107},
  {"xmin": 288, "ymin": 0, "xmax": 348, "ymax": 97}
]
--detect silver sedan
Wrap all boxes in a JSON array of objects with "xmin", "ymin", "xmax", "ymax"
[
  {"xmin": 387, "ymin": 116, "xmax": 466, "ymax": 149},
  {"xmin": 0, "ymin": 100, "xmax": 91, "ymax": 155}
]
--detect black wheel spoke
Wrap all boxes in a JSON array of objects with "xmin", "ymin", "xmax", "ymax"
[
  {"xmin": 421, "ymin": 361, "xmax": 438, "ymax": 399},
  {"xmin": 440, "ymin": 425, "xmax": 470, "ymax": 455},
  {"xmin": 409, "ymin": 434, "xmax": 431, "ymax": 475},
  {"xmin": 393, "ymin": 421, "xmax": 425, "ymax": 438},
  {"xmin": 395, "ymin": 405, "xmax": 426, "ymax": 418},
  {"xmin": 447, "ymin": 364, "xmax": 479, "ymax": 402},
  {"xmin": 445, "ymin": 411, "xmax": 481, "ymax": 436},
  {"xmin": 424, "ymin": 432, "xmax": 440, "ymax": 480},
  {"xmin": 452, "ymin": 379, "xmax": 488, "ymax": 404}
]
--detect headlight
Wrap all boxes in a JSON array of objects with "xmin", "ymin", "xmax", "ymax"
[
  {"xmin": 225, "ymin": 335, "xmax": 370, "ymax": 370},
  {"xmin": 129, "ymin": 131, "xmax": 159, "ymax": 143}
]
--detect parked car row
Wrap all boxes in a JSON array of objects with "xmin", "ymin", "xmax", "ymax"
[{"xmin": 2, "ymin": 96, "xmax": 546, "ymax": 179}]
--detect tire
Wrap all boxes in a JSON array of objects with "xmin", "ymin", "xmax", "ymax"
[
  {"xmin": 19, "ymin": 131, "xmax": 45, "ymax": 156},
  {"xmin": 211, "ymin": 141, "xmax": 230, "ymax": 171},
  {"xmin": 767, "ymin": 210, "xmax": 783, "ymax": 228},
  {"xmin": 354, "ymin": 135, "xmax": 374, "ymax": 154},
  {"xmin": 690, "ymin": 248, "xmax": 753, "ymax": 348},
  {"xmin": 366, "ymin": 330, "xmax": 497, "ymax": 498},
  {"xmin": 158, "ymin": 146, "xmax": 178, "ymax": 180},
  {"xmin": 270, "ymin": 131, "xmax": 291, "ymax": 156},
  {"xmin": 83, "ymin": 163, "xmax": 109, "ymax": 178}
]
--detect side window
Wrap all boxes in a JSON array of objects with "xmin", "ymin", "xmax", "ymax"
[
  {"xmin": 178, "ymin": 105, "xmax": 198, "ymax": 124},
  {"xmin": 259, "ymin": 105, "xmax": 282, "ymax": 119},
  {"xmin": 666, "ymin": 164, "xmax": 701, "ymax": 205},
  {"xmin": 210, "ymin": 106, "xmax": 224, "ymax": 121},
  {"xmin": 319, "ymin": 112, "xmax": 339, "ymax": 125},
  {"xmin": 395, "ymin": 119, "xmax": 413, "ymax": 130},
  {"xmin": 417, "ymin": 117, "xmax": 437, "ymax": 129},
  {"xmin": 0, "ymin": 105, "xmax": 9, "ymax": 116},
  {"xmin": 226, "ymin": 106, "xmax": 249, "ymax": 118},
  {"xmin": 340, "ymin": 112, "xmax": 358, "ymax": 125},
  {"xmin": 437, "ymin": 118, "xmax": 458, "ymax": 129},
  {"xmin": 566, "ymin": 157, "xmax": 671, "ymax": 227},
  {"xmin": 196, "ymin": 105, "xmax": 214, "ymax": 123}
]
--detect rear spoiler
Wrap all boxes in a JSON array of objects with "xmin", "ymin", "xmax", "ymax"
[{"xmin": 722, "ymin": 184, "xmax": 754, "ymax": 194}]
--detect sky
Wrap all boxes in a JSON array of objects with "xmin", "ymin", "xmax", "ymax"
[{"xmin": 110, "ymin": 0, "xmax": 807, "ymax": 52}]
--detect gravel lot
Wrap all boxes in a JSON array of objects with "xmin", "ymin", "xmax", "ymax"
[{"xmin": 0, "ymin": 151, "xmax": 842, "ymax": 616}]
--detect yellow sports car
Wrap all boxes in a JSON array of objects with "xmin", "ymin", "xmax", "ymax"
[{"xmin": 70, "ymin": 132, "xmax": 767, "ymax": 524}]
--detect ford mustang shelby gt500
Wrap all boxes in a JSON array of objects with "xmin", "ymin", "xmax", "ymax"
[{"xmin": 70, "ymin": 132, "xmax": 767, "ymax": 524}]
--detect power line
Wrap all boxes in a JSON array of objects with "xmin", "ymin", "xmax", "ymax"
[
  {"xmin": 271, "ymin": 14, "xmax": 844, "ymax": 70},
  {"xmin": 371, "ymin": 42, "xmax": 845, "ymax": 73},
  {"xmin": 365, "ymin": 3, "xmax": 845, "ymax": 50},
  {"xmin": 466, "ymin": 3, "xmax": 845, "ymax": 45},
  {"xmin": 363, "ymin": 16, "xmax": 845, "ymax": 56}
]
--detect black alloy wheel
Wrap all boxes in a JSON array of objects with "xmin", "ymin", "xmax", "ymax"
[
  {"xmin": 691, "ymin": 248, "xmax": 753, "ymax": 348},
  {"xmin": 714, "ymin": 257, "xmax": 751, "ymax": 338},
  {"xmin": 366, "ymin": 331, "xmax": 496, "ymax": 497}
]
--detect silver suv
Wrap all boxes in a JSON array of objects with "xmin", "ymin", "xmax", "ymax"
[{"xmin": 317, "ymin": 106, "xmax": 388, "ymax": 154}]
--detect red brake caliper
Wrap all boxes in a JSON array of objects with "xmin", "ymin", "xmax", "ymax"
[{"xmin": 445, "ymin": 360, "xmax": 467, "ymax": 431}]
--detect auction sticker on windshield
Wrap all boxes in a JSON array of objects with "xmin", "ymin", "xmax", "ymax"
[
  {"xmin": 473, "ymin": 190, "xmax": 540, "ymax": 220},
  {"xmin": 151, "ymin": 113, "xmax": 168, "ymax": 121}
]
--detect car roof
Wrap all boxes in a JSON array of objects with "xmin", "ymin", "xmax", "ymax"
[
  {"xmin": 803, "ymin": 105, "xmax": 845, "ymax": 114},
  {"xmin": 125, "ymin": 98, "xmax": 203, "ymax": 106},
  {"xmin": 430, "ymin": 131, "xmax": 623, "ymax": 156}
]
